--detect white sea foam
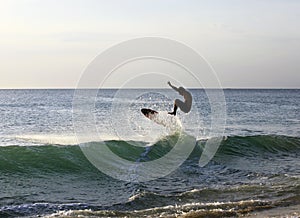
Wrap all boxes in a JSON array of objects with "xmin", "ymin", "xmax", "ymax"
[
  {"xmin": 151, "ymin": 111, "xmax": 182, "ymax": 133},
  {"xmin": 13, "ymin": 134, "xmax": 119, "ymax": 146}
]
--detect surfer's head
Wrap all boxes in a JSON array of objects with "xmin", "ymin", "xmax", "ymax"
[{"xmin": 178, "ymin": 87, "xmax": 185, "ymax": 96}]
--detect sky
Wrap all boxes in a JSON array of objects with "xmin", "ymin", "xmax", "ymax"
[{"xmin": 0, "ymin": 0, "xmax": 299, "ymax": 88}]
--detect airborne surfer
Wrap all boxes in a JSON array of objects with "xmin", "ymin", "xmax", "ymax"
[{"xmin": 168, "ymin": 81, "xmax": 192, "ymax": 116}]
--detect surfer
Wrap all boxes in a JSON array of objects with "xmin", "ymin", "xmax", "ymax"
[{"xmin": 168, "ymin": 81, "xmax": 192, "ymax": 116}]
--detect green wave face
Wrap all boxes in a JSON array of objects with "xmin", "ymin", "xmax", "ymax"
[{"xmin": 0, "ymin": 135, "xmax": 299, "ymax": 175}]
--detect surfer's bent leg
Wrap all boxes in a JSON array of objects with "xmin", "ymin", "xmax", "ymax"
[
  {"xmin": 169, "ymin": 99, "xmax": 184, "ymax": 116},
  {"xmin": 177, "ymin": 99, "xmax": 191, "ymax": 113}
]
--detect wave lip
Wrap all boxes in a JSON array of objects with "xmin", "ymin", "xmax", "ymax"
[{"xmin": 216, "ymin": 135, "xmax": 300, "ymax": 156}]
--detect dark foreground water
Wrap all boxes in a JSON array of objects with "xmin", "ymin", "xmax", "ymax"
[{"xmin": 0, "ymin": 89, "xmax": 299, "ymax": 217}]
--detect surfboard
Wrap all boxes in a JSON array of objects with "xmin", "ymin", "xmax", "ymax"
[
  {"xmin": 141, "ymin": 108, "xmax": 158, "ymax": 120},
  {"xmin": 141, "ymin": 108, "xmax": 181, "ymax": 130}
]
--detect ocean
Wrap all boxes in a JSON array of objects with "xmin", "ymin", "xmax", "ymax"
[{"xmin": 0, "ymin": 89, "xmax": 299, "ymax": 217}]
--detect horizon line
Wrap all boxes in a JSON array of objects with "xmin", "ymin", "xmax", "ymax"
[{"xmin": 0, "ymin": 87, "xmax": 299, "ymax": 90}]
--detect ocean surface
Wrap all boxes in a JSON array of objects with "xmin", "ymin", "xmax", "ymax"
[{"xmin": 0, "ymin": 89, "xmax": 299, "ymax": 217}]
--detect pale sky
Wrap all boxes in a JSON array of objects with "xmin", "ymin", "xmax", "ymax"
[{"xmin": 0, "ymin": 0, "xmax": 299, "ymax": 88}]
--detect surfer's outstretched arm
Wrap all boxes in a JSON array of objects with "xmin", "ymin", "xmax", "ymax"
[{"xmin": 168, "ymin": 81, "xmax": 179, "ymax": 92}]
